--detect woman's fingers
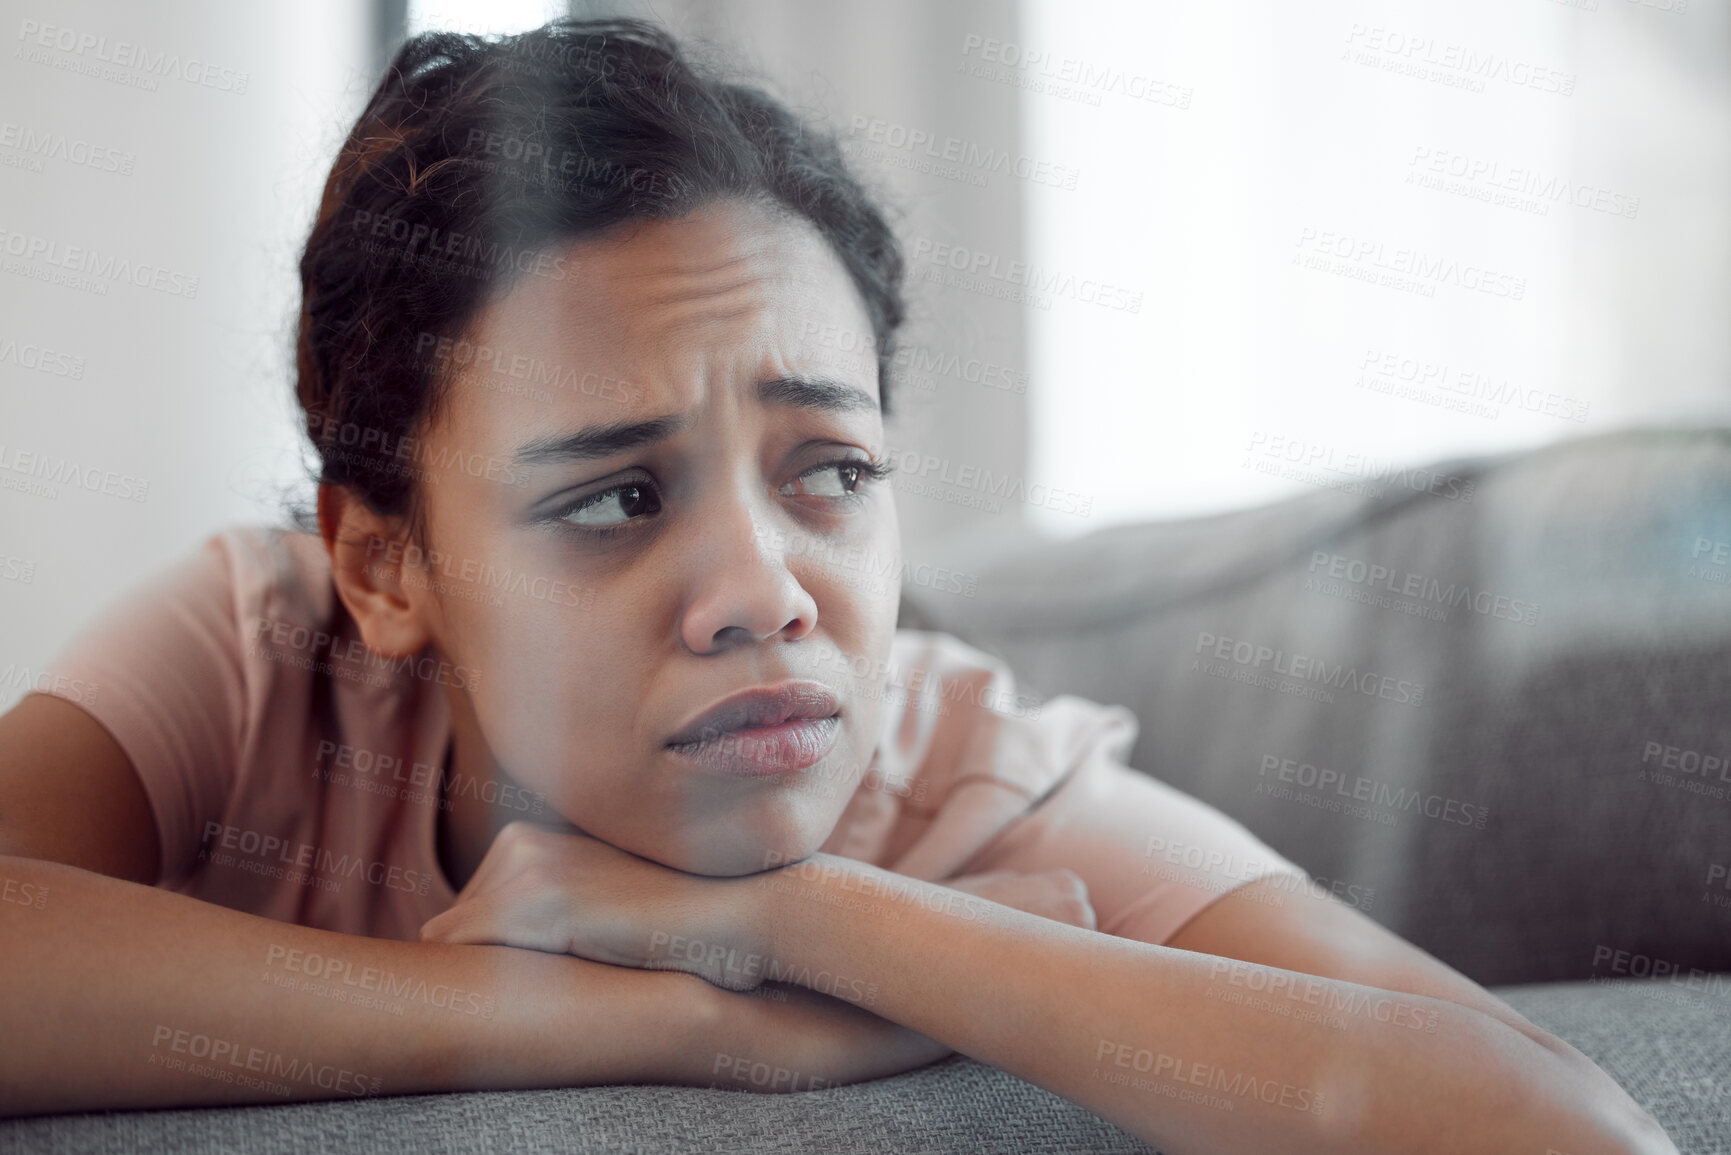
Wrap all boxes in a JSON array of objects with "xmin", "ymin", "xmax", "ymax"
[
  {"xmin": 1038, "ymin": 868, "xmax": 1097, "ymax": 931},
  {"xmin": 419, "ymin": 896, "xmax": 496, "ymax": 944},
  {"xmin": 421, "ymin": 864, "xmax": 574, "ymax": 950},
  {"xmin": 943, "ymin": 867, "xmax": 1097, "ymax": 930},
  {"xmin": 420, "ymin": 826, "xmax": 759, "ymax": 980}
]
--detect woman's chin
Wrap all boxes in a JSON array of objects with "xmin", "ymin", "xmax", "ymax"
[{"xmin": 642, "ymin": 824, "xmax": 830, "ymax": 878}]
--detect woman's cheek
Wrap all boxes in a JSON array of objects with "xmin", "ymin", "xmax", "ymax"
[{"xmin": 455, "ymin": 588, "xmax": 627, "ymax": 770}]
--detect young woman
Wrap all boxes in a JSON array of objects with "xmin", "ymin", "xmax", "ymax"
[{"xmin": 0, "ymin": 19, "xmax": 1674, "ymax": 1154}]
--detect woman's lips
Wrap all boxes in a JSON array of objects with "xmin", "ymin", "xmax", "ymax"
[{"xmin": 666, "ymin": 714, "xmax": 842, "ymax": 778}]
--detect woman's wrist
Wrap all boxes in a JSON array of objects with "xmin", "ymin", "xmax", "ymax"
[
  {"xmin": 439, "ymin": 943, "xmax": 726, "ymax": 1091},
  {"xmin": 738, "ymin": 853, "xmax": 858, "ymax": 973},
  {"xmin": 644, "ymin": 969, "xmax": 733, "ymax": 1086}
]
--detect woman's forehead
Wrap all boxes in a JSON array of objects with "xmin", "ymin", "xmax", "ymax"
[
  {"xmin": 433, "ymin": 203, "xmax": 880, "ymax": 437},
  {"xmin": 472, "ymin": 202, "xmax": 869, "ymax": 365}
]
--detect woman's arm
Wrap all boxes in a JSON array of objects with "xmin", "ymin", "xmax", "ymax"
[
  {"xmin": 0, "ymin": 853, "xmax": 729, "ymax": 1115},
  {"xmin": 749, "ymin": 855, "xmax": 1678, "ymax": 1155},
  {"xmin": 0, "ymin": 696, "xmax": 969, "ymax": 1113},
  {"xmin": 1163, "ymin": 872, "xmax": 1632, "ymax": 1088},
  {"xmin": 423, "ymin": 826, "xmax": 1678, "ymax": 1155},
  {"xmin": 0, "ymin": 692, "xmax": 722, "ymax": 1113},
  {"xmin": 0, "ymin": 851, "xmax": 991, "ymax": 1114}
]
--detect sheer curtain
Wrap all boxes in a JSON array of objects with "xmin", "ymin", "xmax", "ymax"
[{"xmin": 1019, "ymin": 0, "xmax": 1731, "ymax": 535}]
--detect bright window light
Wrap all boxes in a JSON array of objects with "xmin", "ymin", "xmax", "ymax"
[
  {"xmin": 1018, "ymin": 0, "xmax": 1731, "ymax": 537},
  {"xmin": 408, "ymin": 0, "xmax": 568, "ymax": 38}
]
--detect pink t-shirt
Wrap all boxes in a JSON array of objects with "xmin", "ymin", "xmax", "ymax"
[{"xmin": 39, "ymin": 525, "xmax": 1309, "ymax": 945}]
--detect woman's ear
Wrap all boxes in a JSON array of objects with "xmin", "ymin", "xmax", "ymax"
[{"xmin": 317, "ymin": 485, "xmax": 434, "ymax": 658}]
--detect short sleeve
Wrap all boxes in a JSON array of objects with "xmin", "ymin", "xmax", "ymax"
[
  {"xmin": 37, "ymin": 533, "xmax": 248, "ymax": 885},
  {"xmin": 824, "ymin": 628, "xmax": 1313, "ymax": 944},
  {"xmin": 953, "ymin": 699, "xmax": 1313, "ymax": 946}
]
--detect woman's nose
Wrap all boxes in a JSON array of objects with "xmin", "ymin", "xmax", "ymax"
[{"xmin": 676, "ymin": 489, "xmax": 818, "ymax": 655}]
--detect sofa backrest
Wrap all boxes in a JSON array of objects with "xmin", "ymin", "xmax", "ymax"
[{"xmin": 899, "ymin": 428, "xmax": 1731, "ymax": 986}]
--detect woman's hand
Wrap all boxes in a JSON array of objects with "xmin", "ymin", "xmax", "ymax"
[
  {"xmin": 420, "ymin": 821, "xmax": 770, "ymax": 990},
  {"xmin": 420, "ymin": 823, "xmax": 1099, "ymax": 993},
  {"xmin": 940, "ymin": 867, "xmax": 1097, "ymax": 931},
  {"xmin": 697, "ymin": 870, "xmax": 1095, "ymax": 1092},
  {"xmin": 420, "ymin": 824, "xmax": 1102, "ymax": 1092}
]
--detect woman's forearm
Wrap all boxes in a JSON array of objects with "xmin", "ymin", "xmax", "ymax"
[
  {"xmin": 749, "ymin": 854, "xmax": 1672, "ymax": 1155},
  {"xmin": 0, "ymin": 855, "xmax": 718, "ymax": 1115}
]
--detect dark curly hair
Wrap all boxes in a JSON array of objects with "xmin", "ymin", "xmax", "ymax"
[{"xmin": 295, "ymin": 17, "xmax": 904, "ymax": 525}]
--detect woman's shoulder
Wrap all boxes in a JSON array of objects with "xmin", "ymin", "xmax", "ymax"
[
  {"xmin": 30, "ymin": 524, "xmax": 341, "ymax": 888},
  {"xmin": 883, "ymin": 627, "xmax": 1138, "ymax": 788},
  {"xmin": 882, "ymin": 627, "xmax": 1034, "ymax": 722},
  {"xmin": 46, "ymin": 523, "xmax": 335, "ymax": 677},
  {"xmin": 38, "ymin": 522, "xmax": 450, "ymax": 905},
  {"xmin": 876, "ymin": 630, "xmax": 1309, "ymax": 944},
  {"xmin": 181, "ymin": 522, "xmax": 336, "ymax": 628},
  {"xmin": 850, "ymin": 629, "xmax": 1141, "ymax": 879}
]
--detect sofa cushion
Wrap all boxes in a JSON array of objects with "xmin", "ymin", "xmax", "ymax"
[
  {"xmin": 899, "ymin": 429, "xmax": 1731, "ymax": 985},
  {"xmin": 1, "ymin": 978, "xmax": 1723, "ymax": 1153},
  {"xmin": 1495, "ymin": 977, "xmax": 1731, "ymax": 1155}
]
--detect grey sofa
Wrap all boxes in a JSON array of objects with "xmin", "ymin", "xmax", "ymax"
[{"xmin": 6, "ymin": 427, "xmax": 1728, "ymax": 1153}]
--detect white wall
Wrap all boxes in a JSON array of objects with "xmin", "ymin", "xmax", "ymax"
[
  {"xmin": 0, "ymin": 0, "xmax": 371, "ymax": 709},
  {"xmin": 1019, "ymin": 0, "xmax": 1731, "ymax": 534}
]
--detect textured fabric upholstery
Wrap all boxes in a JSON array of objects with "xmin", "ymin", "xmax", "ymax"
[
  {"xmin": 901, "ymin": 428, "xmax": 1731, "ymax": 987},
  {"xmin": 3, "ymin": 980, "xmax": 1726, "ymax": 1153}
]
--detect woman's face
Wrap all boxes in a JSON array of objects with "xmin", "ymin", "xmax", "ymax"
[{"xmin": 402, "ymin": 198, "xmax": 900, "ymax": 876}]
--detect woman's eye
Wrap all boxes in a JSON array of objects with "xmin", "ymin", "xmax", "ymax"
[
  {"xmin": 554, "ymin": 459, "xmax": 887, "ymax": 534},
  {"xmin": 559, "ymin": 482, "xmax": 662, "ymax": 528},
  {"xmin": 780, "ymin": 458, "xmax": 892, "ymax": 499}
]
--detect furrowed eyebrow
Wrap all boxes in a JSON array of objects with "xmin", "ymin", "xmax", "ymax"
[
  {"xmin": 510, "ymin": 375, "xmax": 878, "ymax": 467},
  {"xmin": 512, "ymin": 414, "xmax": 692, "ymax": 467},
  {"xmin": 756, "ymin": 374, "xmax": 879, "ymax": 415}
]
